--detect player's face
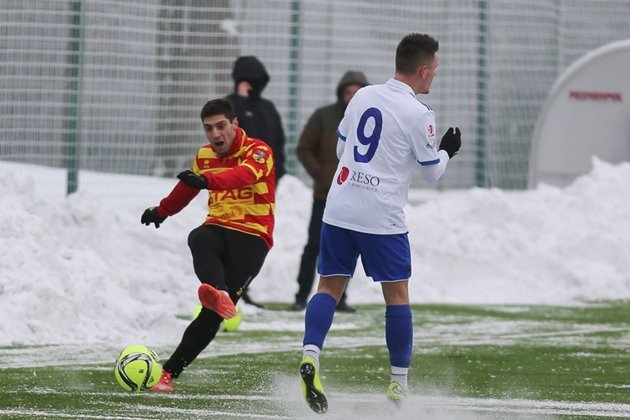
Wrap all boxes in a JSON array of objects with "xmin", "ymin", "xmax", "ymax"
[
  {"xmin": 202, "ymin": 114, "xmax": 238, "ymax": 155},
  {"xmin": 418, "ymin": 54, "xmax": 439, "ymax": 94}
]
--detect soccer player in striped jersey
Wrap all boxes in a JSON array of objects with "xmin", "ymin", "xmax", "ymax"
[
  {"xmin": 299, "ymin": 33, "xmax": 461, "ymax": 413},
  {"xmin": 141, "ymin": 98, "xmax": 275, "ymax": 392}
]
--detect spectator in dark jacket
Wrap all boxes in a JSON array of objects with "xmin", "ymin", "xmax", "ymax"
[
  {"xmin": 226, "ymin": 56, "xmax": 286, "ymax": 181},
  {"xmin": 290, "ymin": 70, "xmax": 369, "ymax": 312},
  {"xmin": 225, "ymin": 56, "xmax": 286, "ymax": 308}
]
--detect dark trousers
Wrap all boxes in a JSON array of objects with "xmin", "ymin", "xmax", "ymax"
[
  {"xmin": 163, "ymin": 224, "xmax": 269, "ymax": 377},
  {"xmin": 295, "ymin": 198, "xmax": 348, "ymax": 305}
]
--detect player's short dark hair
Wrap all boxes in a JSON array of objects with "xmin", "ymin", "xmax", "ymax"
[
  {"xmin": 395, "ymin": 33, "xmax": 439, "ymax": 75},
  {"xmin": 200, "ymin": 98, "xmax": 236, "ymax": 121}
]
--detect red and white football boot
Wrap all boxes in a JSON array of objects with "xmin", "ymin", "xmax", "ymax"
[{"xmin": 198, "ymin": 283, "xmax": 237, "ymax": 319}]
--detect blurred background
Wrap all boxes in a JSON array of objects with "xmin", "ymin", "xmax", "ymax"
[{"xmin": 2, "ymin": 0, "xmax": 630, "ymax": 197}]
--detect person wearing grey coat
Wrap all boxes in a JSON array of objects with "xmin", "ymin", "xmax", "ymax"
[{"xmin": 291, "ymin": 70, "xmax": 369, "ymax": 312}]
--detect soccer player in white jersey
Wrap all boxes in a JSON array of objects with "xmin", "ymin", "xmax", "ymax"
[{"xmin": 299, "ymin": 33, "xmax": 461, "ymax": 414}]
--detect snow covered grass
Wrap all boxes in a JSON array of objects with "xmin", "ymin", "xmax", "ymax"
[{"xmin": 2, "ymin": 302, "xmax": 630, "ymax": 419}]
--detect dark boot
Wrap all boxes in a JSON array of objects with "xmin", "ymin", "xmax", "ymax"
[
  {"xmin": 336, "ymin": 292, "xmax": 355, "ymax": 313},
  {"xmin": 241, "ymin": 290, "xmax": 264, "ymax": 308}
]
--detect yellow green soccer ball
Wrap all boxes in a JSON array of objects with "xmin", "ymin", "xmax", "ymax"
[
  {"xmin": 222, "ymin": 306, "xmax": 243, "ymax": 332},
  {"xmin": 192, "ymin": 304, "xmax": 243, "ymax": 332},
  {"xmin": 192, "ymin": 304, "xmax": 203, "ymax": 319},
  {"xmin": 114, "ymin": 344, "xmax": 162, "ymax": 391}
]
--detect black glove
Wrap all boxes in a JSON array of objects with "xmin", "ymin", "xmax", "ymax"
[
  {"xmin": 141, "ymin": 206, "xmax": 167, "ymax": 228},
  {"xmin": 177, "ymin": 170, "xmax": 208, "ymax": 189},
  {"xmin": 439, "ymin": 127, "xmax": 461, "ymax": 158}
]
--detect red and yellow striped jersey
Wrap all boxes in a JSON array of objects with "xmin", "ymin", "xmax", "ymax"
[{"xmin": 158, "ymin": 129, "xmax": 276, "ymax": 248}]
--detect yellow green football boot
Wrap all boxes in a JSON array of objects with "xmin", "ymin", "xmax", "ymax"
[
  {"xmin": 300, "ymin": 356, "xmax": 328, "ymax": 414},
  {"xmin": 386, "ymin": 380, "xmax": 407, "ymax": 407}
]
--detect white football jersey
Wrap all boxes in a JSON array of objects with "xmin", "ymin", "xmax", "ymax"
[{"xmin": 323, "ymin": 78, "xmax": 442, "ymax": 234}]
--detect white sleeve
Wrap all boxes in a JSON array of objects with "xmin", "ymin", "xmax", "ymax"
[
  {"xmin": 420, "ymin": 150, "xmax": 449, "ymax": 183},
  {"xmin": 336, "ymin": 138, "xmax": 345, "ymax": 159},
  {"xmin": 336, "ymin": 113, "xmax": 348, "ymax": 159},
  {"xmin": 409, "ymin": 111, "xmax": 440, "ymax": 166}
]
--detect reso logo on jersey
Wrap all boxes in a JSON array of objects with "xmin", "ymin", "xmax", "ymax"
[
  {"xmin": 336, "ymin": 167, "xmax": 350, "ymax": 184},
  {"xmin": 336, "ymin": 166, "xmax": 380, "ymax": 190}
]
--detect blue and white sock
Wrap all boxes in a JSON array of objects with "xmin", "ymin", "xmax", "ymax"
[
  {"xmin": 302, "ymin": 292, "xmax": 337, "ymax": 364},
  {"xmin": 385, "ymin": 304, "xmax": 413, "ymax": 387},
  {"xmin": 391, "ymin": 365, "xmax": 408, "ymax": 389}
]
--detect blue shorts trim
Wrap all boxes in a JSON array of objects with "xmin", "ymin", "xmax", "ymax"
[{"xmin": 317, "ymin": 223, "xmax": 411, "ymax": 282}]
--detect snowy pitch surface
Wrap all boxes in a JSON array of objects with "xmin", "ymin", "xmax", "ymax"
[{"xmin": 3, "ymin": 303, "xmax": 630, "ymax": 419}]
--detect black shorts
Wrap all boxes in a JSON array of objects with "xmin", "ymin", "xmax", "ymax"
[{"xmin": 187, "ymin": 224, "xmax": 269, "ymax": 303}]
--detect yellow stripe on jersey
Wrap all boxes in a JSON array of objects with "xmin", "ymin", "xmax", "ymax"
[
  {"xmin": 251, "ymin": 181, "xmax": 269, "ymax": 195},
  {"xmin": 241, "ymin": 162, "xmax": 264, "ymax": 179}
]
